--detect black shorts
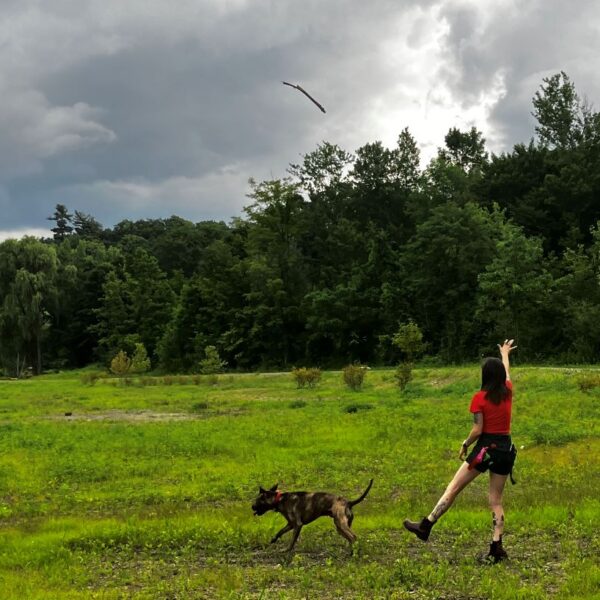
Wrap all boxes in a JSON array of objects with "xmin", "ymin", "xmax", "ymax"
[{"xmin": 466, "ymin": 434, "xmax": 516, "ymax": 476}]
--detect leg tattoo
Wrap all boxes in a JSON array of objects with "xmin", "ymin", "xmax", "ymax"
[
  {"xmin": 491, "ymin": 510, "xmax": 505, "ymax": 541},
  {"xmin": 428, "ymin": 499, "xmax": 449, "ymax": 522}
]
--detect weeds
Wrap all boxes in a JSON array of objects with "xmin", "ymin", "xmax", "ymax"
[
  {"xmin": 289, "ymin": 400, "xmax": 307, "ymax": 409},
  {"xmin": 344, "ymin": 403, "xmax": 373, "ymax": 413},
  {"xmin": 577, "ymin": 373, "xmax": 600, "ymax": 392}
]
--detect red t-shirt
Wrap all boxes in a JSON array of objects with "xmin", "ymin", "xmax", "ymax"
[{"xmin": 469, "ymin": 380, "xmax": 512, "ymax": 434}]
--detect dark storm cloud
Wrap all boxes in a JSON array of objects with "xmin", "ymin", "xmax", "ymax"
[
  {"xmin": 2, "ymin": 0, "xmax": 442, "ymax": 231},
  {"xmin": 3, "ymin": 0, "xmax": 599, "ymax": 233}
]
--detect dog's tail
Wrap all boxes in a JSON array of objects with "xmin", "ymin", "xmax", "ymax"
[{"xmin": 349, "ymin": 479, "xmax": 373, "ymax": 507}]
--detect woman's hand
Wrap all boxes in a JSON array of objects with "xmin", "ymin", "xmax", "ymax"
[
  {"xmin": 459, "ymin": 441, "xmax": 468, "ymax": 461},
  {"xmin": 498, "ymin": 339, "xmax": 517, "ymax": 355}
]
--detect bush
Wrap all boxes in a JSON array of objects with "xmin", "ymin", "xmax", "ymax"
[
  {"xmin": 110, "ymin": 351, "xmax": 131, "ymax": 376},
  {"xmin": 343, "ymin": 364, "xmax": 366, "ymax": 391},
  {"xmin": 199, "ymin": 346, "xmax": 227, "ymax": 375},
  {"xmin": 191, "ymin": 402, "xmax": 209, "ymax": 412},
  {"xmin": 130, "ymin": 343, "xmax": 151, "ymax": 374},
  {"xmin": 394, "ymin": 361, "xmax": 413, "ymax": 390},
  {"xmin": 292, "ymin": 367, "xmax": 322, "ymax": 389}
]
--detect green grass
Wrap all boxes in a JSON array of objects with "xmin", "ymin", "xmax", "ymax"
[{"xmin": 0, "ymin": 367, "xmax": 599, "ymax": 598}]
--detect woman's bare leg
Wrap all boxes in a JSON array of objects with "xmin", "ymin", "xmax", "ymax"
[
  {"xmin": 489, "ymin": 472, "xmax": 508, "ymax": 541},
  {"xmin": 427, "ymin": 462, "xmax": 481, "ymax": 522}
]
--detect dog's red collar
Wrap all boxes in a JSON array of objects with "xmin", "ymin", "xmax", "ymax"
[{"xmin": 274, "ymin": 490, "xmax": 283, "ymax": 504}]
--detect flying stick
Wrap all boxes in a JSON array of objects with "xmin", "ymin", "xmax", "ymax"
[{"xmin": 282, "ymin": 81, "xmax": 326, "ymax": 113}]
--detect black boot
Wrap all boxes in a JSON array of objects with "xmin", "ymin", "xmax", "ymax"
[
  {"xmin": 487, "ymin": 537, "xmax": 508, "ymax": 563},
  {"xmin": 403, "ymin": 517, "xmax": 434, "ymax": 541}
]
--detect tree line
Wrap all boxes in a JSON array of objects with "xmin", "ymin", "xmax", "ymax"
[{"xmin": 2, "ymin": 72, "xmax": 600, "ymax": 375}]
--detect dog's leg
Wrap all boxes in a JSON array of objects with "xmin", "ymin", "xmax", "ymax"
[
  {"xmin": 334, "ymin": 517, "xmax": 357, "ymax": 544},
  {"xmin": 347, "ymin": 510, "xmax": 354, "ymax": 528},
  {"xmin": 270, "ymin": 523, "xmax": 293, "ymax": 544},
  {"xmin": 286, "ymin": 526, "xmax": 302, "ymax": 552}
]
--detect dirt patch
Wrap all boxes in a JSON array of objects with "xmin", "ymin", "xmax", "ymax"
[
  {"xmin": 46, "ymin": 408, "xmax": 248, "ymax": 422},
  {"xmin": 48, "ymin": 410, "xmax": 201, "ymax": 422}
]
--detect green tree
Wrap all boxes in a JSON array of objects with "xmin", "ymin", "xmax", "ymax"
[
  {"xmin": 241, "ymin": 179, "xmax": 309, "ymax": 366},
  {"xmin": 392, "ymin": 127, "xmax": 421, "ymax": 191},
  {"xmin": 532, "ymin": 71, "xmax": 583, "ymax": 149},
  {"xmin": 402, "ymin": 203, "xmax": 500, "ymax": 360},
  {"xmin": 199, "ymin": 345, "xmax": 226, "ymax": 374},
  {"xmin": 0, "ymin": 238, "xmax": 58, "ymax": 374},
  {"xmin": 72, "ymin": 210, "xmax": 103, "ymax": 239},
  {"xmin": 439, "ymin": 127, "xmax": 488, "ymax": 172},
  {"xmin": 47, "ymin": 204, "xmax": 73, "ymax": 241},
  {"xmin": 392, "ymin": 321, "xmax": 425, "ymax": 361},
  {"xmin": 94, "ymin": 242, "xmax": 174, "ymax": 362},
  {"xmin": 130, "ymin": 343, "xmax": 151, "ymax": 373},
  {"xmin": 157, "ymin": 238, "xmax": 245, "ymax": 371},
  {"xmin": 475, "ymin": 222, "xmax": 554, "ymax": 360},
  {"xmin": 552, "ymin": 225, "xmax": 600, "ymax": 361},
  {"xmin": 288, "ymin": 141, "xmax": 353, "ymax": 196}
]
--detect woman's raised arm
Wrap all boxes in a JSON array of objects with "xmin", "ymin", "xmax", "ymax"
[{"xmin": 498, "ymin": 339, "xmax": 517, "ymax": 380}]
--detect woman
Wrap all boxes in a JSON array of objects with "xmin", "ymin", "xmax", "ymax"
[{"xmin": 403, "ymin": 339, "xmax": 517, "ymax": 563}]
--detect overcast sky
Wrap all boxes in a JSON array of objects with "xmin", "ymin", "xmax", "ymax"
[{"xmin": 2, "ymin": 0, "xmax": 600, "ymax": 239}]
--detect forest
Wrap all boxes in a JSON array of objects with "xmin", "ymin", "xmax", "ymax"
[{"xmin": 2, "ymin": 72, "xmax": 600, "ymax": 375}]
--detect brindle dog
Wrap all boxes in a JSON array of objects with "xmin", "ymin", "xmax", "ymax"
[{"xmin": 252, "ymin": 479, "xmax": 373, "ymax": 552}]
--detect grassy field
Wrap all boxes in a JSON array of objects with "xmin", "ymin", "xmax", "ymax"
[{"xmin": 0, "ymin": 366, "xmax": 599, "ymax": 599}]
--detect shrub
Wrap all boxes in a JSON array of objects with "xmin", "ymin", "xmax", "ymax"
[
  {"xmin": 343, "ymin": 364, "xmax": 366, "ymax": 391},
  {"xmin": 394, "ymin": 361, "xmax": 413, "ymax": 390},
  {"xmin": 191, "ymin": 402, "xmax": 209, "ymax": 412},
  {"xmin": 110, "ymin": 351, "xmax": 131, "ymax": 376},
  {"xmin": 292, "ymin": 367, "xmax": 322, "ymax": 389},
  {"xmin": 130, "ymin": 343, "xmax": 151, "ymax": 374},
  {"xmin": 199, "ymin": 346, "xmax": 227, "ymax": 374}
]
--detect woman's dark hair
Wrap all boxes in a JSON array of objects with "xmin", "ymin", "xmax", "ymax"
[{"xmin": 481, "ymin": 357, "xmax": 510, "ymax": 405}]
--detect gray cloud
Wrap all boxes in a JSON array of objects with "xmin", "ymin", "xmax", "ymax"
[
  {"xmin": 438, "ymin": 0, "xmax": 600, "ymax": 150},
  {"xmin": 2, "ymin": 0, "xmax": 600, "ymax": 231}
]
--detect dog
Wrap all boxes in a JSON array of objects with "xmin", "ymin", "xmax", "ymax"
[{"xmin": 252, "ymin": 479, "xmax": 373, "ymax": 552}]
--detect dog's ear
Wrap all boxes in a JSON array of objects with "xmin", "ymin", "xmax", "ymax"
[
  {"xmin": 269, "ymin": 483, "xmax": 278, "ymax": 492},
  {"xmin": 259, "ymin": 486, "xmax": 267, "ymax": 494}
]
